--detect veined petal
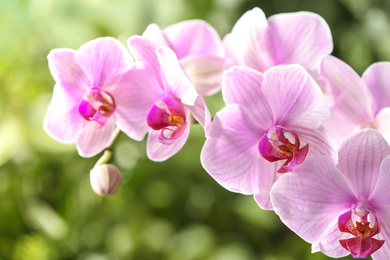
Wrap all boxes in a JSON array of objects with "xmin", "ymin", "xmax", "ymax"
[
  {"xmin": 146, "ymin": 110, "xmax": 190, "ymax": 161},
  {"xmin": 222, "ymin": 66, "xmax": 273, "ymax": 129},
  {"xmin": 76, "ymin": 117, "xmax": 116, "ymax": 157},
  {"xmin": 180, "ymin": 55, "xmax": 227, "ymax": 97},
  {"xmin": 320, "ymin": 56, "xmax": 374, "ymax": 124},
  {"xmin": 337, "ymin": 129, "xmax": 390, "ymax": 200},
  {"xmin": 162, "ymin": 19, "xmax": 224, "ymax": 58},
  {"xmin": 268, "ymin": 11, "xmax": 332, "ymax": 71},
  {"xmin": 371, "ymin": 209, "xmax": 390, "ymax": 259},
  {"xmin": 223, "ymin": 7, "xmax": 274, "ymax": 72},
  {"xmin": 311, "ymin": 225, "xmax": 351, "ymax": 258},
  {"xmin": 127, "ymin": 36, "xmax": 166, "ymax": 88},
  {"xmin": 113, "ymin": 63, "xmax": 164, "ymax": 141},
  {"xmin": 271, "ymin": 156, "xmax": 356, "ymax": 243},
  {"xmin": 201, "ymin": 104, "xmax": 266, "ymax": 194},
  {"xmin": 376, "ymin": 108, "xmax": 390, "ymax": 143},
  {"xmin": 369, "ymin": 155, "xmax": 390, "ymax": 209},
  {"xmin": 362, "ymin": 62, "xmax": 390, "ymax": 115},
  {"xmin": 290, "ymin": 125, "xmax": 338, "ymax": 164},
  {"xmin": 186, "ymin": 95, "xmax": 211, "ymax": 135},
  {"xmin": 262, "ymin": 64, "xmax": 329, "ymax": 129},
  {"xmin": 43, "ymin": 83, "xmax": 83, "ymax": 144},
  {"xmin": 322, "ymin": 106, "xmax": 361, "ymax": 148},
  {"xmin": 74, "ymin": 37, "xmax": 134, "ymax": 88},
  {"xmin": 47, "ymin": 49, "xmax": 89, "ymax": 92},
  {"xmin": 252, "ymin": 161, "xmax": 279, "ymax": 210},
  {"xmin": 142, "ymin": 23, "xmax": 168, "ymax": 46},
  {"xmin": 156, "ymin": 46, "xmax": 198, "ymax": 106}
]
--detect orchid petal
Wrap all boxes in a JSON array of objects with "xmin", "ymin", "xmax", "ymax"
[
  {"xmin": 127, "ymin": 36, "xmax": 166, "ymax": 88},
  {"xmin": 253, "ymin": 161, "xmax": 279, "ymax": 210},
  {"xmin": 337, "ymin": 129, "xmax": 390, "ymax": 200},
  {"xmin": 271, "ymin": 157, "xmax": 356, "ymax": 243},
  {"xmin": 362, "ymin": 62, "xmax": 390, "ymax": 114},
  {"xmin": 162, "ymin": 19, "xmax": 224, "ymax": 58},
  {"xmin": 43, "ymin": 83, "xmax": 83, "ymax": 144},
  {"xmin": 74, "ymin": 37, "xmax": 134, "ymax": 88},
  {"xmin": 262, "ymin": 64, "xmax": 329, "ymax": 129},
  {"xmin": 322, "ymin": 106, "xmax": 361, "ymax": 148},
  {"xmin": 320, "ymin": 56, "xmax": 374, "ymax": 124},
  {"xmin": 223, "ymin": 7, "xmax": 274, "ymax": 72},
  {"xmin": 311, "ymin": 225, "xmax": 351, "ymax": 258},
  {"xmin": 371, "ymin": 209, "xmax": 390, "ymax": 260},
  {"xmin": 156, "ymin": 46, "xmax": 198, "ymax": 106},
  {"xmin": 201, "ymin": 104, "xmax": 266, "ymax": 194},
  {"xmin": 290, "ymin": 125, "xmax": 338, "ymax": 164},
  {"xmin": 180, "ymin": 55, "xmax": 227, "ymax": 97},
  {"xmin": 47, "ymin": 49, "xmax": 89, "ymax": 92},
  {"xmin": 114, "ymin": 64, "xmax": 164, "ymax": 141},
  {"xmin": 146, "ymin": 111, "xmax": 190, "ymax": 161},
  {"xmin": 268, "ymin": 11, "xmax": 332, "ymax": 71},
  {"xmin": 375, "ymin": 107, "xmax": 390, "ymax": 143},
  {"xmin": 76, "ymin": 117, "xmax": 116, "ymax": 157},
  {"xmin": 186, "ymin": 95, "xmax": 211, "ymax": 135},
  {"xmin": 222, "ymin": 66, "xmax": 273, "ymax": 129},
  {"xmin": 142, "ymin": 23, "xmax": 168, "ymax": 46}
]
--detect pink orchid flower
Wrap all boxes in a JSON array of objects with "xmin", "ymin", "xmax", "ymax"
[
  {"xmin": 271, "ymin": 129, "xmax": 390, "ymax": 259},
  {"xmin": 142, "ymin": 20, "xmax": 227, "ymax": 97},
  {"xmin": 320, "ymin": 56, "xmax": 390, "ymax": 147},
  {"xmin": 44, "ymin": 37, "xmax": 141, "ymax": 157},
  {"xmin": 223, "ymin": 7, "xmax": 333, "ymax": 75},
  {"xmin": 200, "ymin": 64, "xmax": 337, "ymax": 209},
  {"xmin": 124, "ymin": 36, "xmax": 210, "ymax": 161}
]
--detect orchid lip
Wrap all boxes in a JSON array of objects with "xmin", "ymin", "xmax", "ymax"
[
  {"xmin": 147, "ymin": 94, "xmax": 187, "ymax": 145},
  {"xmin": 258, "ymin": 126, "xmax": 309, "ymax": 173},
  {"xmin": 78, "ymin": 88, "xmax": 116, "ymax": 126},
  {"xmin": 338, "ymin": 208, "xmax": 385, "ymax": 258}
]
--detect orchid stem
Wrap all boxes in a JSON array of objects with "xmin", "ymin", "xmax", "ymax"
[{"xmin": 95, "ymin": 127, "xmax": 122, "ymax": 166}]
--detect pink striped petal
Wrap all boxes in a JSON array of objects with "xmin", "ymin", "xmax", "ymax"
[
  {"xmin": 162, "ymin": 19, "xmax": 224, "ymax": 58},
  {"xmin": 43, "ymin": 84, "xmax": 83, "ymax": 144},
  {"xmin": 74, "ymin": 37, "xmax": 134, "ymax": 89},
  {"xmin": 262, "ymin": 64, "xmax": 329, "ymax": 129},
  {"xmin": 362, "ymin": 62, "xmax": 390, "ymax": 115},
  {"xmin": 311, "ymin": 225, "xmax": 351, "ymax": 258},
  {"xmin": 201, "ymin": 104, "xmax": 266, "ymax": 194},
  {"xmin": 337, "ymin": 129, "xmax": 390, "ymax": 200},
  {"xmin": 371, "ymin": 209, "xmax": 390, "ymax": 259},
  {"xmin": 180, "ymin": 55, "xmax": 227, "ymax": 97},
  {"xmin": 222, "ymin": 66, "xmax": 273, "ymax": 130},
  {"xmin": 290, "ymin": 125, "xmax": 338, "ymax": 164},
  {"xmin": 271, "ymin": 157, "xmax": 356, "ymax": 243},
  {"xmin": 268, "ymin": 11, "xmax": 332, "ymax": 72},
  {"xmin": 375, "ymin": 108, "xmax": 390, "ymax": 143},
  {"xmin": 156, "ymin": 46, "xmax": 198, "ymax": 106},
  {"xmin": 186, "ymin": 95, "xmax": 211, "ymax": 135},
  {"xmin": 47, "ymin": 49, "xmax": 89, "ymax": 92},
  {"xmin": 76, "ymin": 117, "xmax": 116, "ymax": 157},
  {"xmin": 223, "ymin": 7, "xmax": 274, "ymax": 72},
  {"xmin": 320, "ymin": 56, "xmax": 374, "ymax": 125},
  {"xmin": 142, "ymin": 23, "xmax": 168, "ymax": 46}
]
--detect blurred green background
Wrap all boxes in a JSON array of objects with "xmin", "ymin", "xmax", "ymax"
[{"xmin": 1, "ymin": 0, "xmax": 390, "ymax": 259}]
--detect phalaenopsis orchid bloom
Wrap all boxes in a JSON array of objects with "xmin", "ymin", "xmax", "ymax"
[
  {"xmin": 201, "ymin": 64, "xmax": 337, "ymax": 209},
  {"xmin": 320, "ymin": 56, "xmax": 390, "ymax": 147},
  {"xmin": 142, "ymin": 20, "xmax": 227, "ymax": 97},
  {"xmin": 271, "ymin": 129, "xmax": 390, "ymax": 259},
  {"xmin": 123, "ymin": 36, "xmax": 210, "ymax": 161},
  {"xmin": 44, "ymin": 37, "xmax": 141, "ymax": 157}
]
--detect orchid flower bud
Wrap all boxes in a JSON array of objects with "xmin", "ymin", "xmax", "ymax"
[{"xmin": 90, "ymin": 164, "xmax": 121, "ymax": 196}]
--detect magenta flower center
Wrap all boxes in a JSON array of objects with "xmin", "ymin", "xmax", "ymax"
[
  {"xmin": 258, "ymin": 126, "xmax": 309, "ymax": 173},
  {"xmin": 78, "ymin": 88, "xmax": 116, "ymax": 126},
  {"xmin": 146, "ymin": 94, "xmax": 187, "ymax": 145},
  {"xmin": 338, "ymin": 208, "xmax": 385, "ymax": 258}
]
